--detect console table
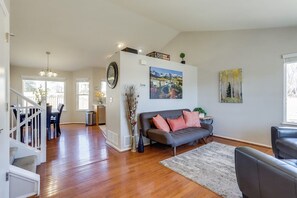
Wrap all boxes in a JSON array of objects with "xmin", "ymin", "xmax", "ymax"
[{"xmin": 93, "ymin": 104, "xmax": 106, "ymax": 125}]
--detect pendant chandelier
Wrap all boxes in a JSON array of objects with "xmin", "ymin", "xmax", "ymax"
[{"xmin": 39, "ymin": 51, "xmax": 57, "ymax": 77}]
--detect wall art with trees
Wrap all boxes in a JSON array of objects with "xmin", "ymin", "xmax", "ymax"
[{"xmin": 219, "ymin": 68, "xmax": 242, "ymax": 103}]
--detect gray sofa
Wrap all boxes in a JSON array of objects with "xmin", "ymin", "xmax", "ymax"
[
  {"xmin": 271, "ymin": 126, "xmax": 297, "ymax": 159},
  {"xmin": 235, "ymin": 146, "xmax": 297, "ymax": 198},
  {"xmin": 139, "ymin": 109, "xmax": 213, "ymax": 155}
]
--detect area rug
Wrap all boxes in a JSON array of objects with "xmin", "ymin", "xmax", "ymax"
[{"xmin": 160, "ymin": 142, "xmax": 241, "ymax": 198}]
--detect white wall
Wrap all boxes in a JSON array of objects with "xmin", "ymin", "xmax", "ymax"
[
  {"xmin": 10, "ymin": 66, "xmax": 106, "ymax": 123},
  {"xmin": 106, "ymin": 51, "xmax": 198, "ymax": 151},
  {"xmin": 10, "ymin": 66, "xmax": 73, "ymax": 123},
  {"xmin": 163, "ymin": 27, "xmax": 297, "ymax": 146},
  {"xmin": 105, "ymin": 52, "xmax": 121, "ymax": 148}
]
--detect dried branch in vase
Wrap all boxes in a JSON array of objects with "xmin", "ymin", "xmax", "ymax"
[
  {"xmin": 33, "ymin": 85, "xmax": 46, "ymax": 104},
  {"xmin": 125, "ymin": 85, "xmax": 139, "ymax": 136}
]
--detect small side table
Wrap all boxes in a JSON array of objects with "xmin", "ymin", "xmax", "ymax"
[
  {"xmin": 200, "ymin": 116, "xmax": 213, "ymax": 125},
  {"xmin": 200, "ymin": 116, "xmax": 214, "ymax": 137}
]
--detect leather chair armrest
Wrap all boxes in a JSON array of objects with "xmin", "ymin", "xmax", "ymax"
[
  {"xmin": 272, "ymin": 126, "xmax": 297, "ymax": 138},
  {"xmin": 271, "ymin": 126, "xmax": 297, "ymax": 157},
  {"xmin": 201, "ymin": 123, "xmax": 213, "ymax": 134},
  {"xmin": 235, "ymin": 146, "xmax": 297, "ymax": 198}
]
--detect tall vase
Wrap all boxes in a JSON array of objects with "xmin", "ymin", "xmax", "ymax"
[
  {"xmin": 131, "ymin": 135, "xmax": 137, "ymax": 152},
  {"xmin": 137, "ymin": 132, "xmax": 144, "ymax": 153}
]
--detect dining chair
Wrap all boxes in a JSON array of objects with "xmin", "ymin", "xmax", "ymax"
[
  {"xmin": 46, "ymin": 105, "xmax": 52, "ymax": 140},
  {"xmin": 51, "ymin": 104, "xmax": 64, "ymax": 137}
]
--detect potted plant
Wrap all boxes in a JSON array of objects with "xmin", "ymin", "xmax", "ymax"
[
  {"xmin": 193, "ymin": 107, "xmax": 207, "ymax": 118},
  {"xmin": 95, "ymin": 90, "xmax": 105, "ymax": 105},
  {"xmin": 180, "ymin": 52, "xmax": 186, "ymax": 64}
]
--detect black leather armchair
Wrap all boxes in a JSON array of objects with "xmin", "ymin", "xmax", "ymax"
[
  {"xmin": 271, "ymin": 126, "xmax": 297, "ymax": 159},
  {"xmin": 235, "ymin": 146, "xmax": 297, "ymax": 198}
]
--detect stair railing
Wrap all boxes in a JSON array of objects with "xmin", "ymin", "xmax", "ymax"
[{"xmin": 9, "ymin": 88, "xmax": 47, "ymax": 163}]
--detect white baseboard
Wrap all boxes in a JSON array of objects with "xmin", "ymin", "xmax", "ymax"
[
  {"xmin": 214, "ymin": 134, "xmax": 271, "ymax": 148},
  {"xmin": 106, "ymin": 140, "xmax": 151, "ymax": 153},
  {"xmin": 60, "ymin": 122, "xmax": 85, "ymax": 125},
  {"xmin": 106, "ymin": 140, "xmax": 128, "ymax": 152}
]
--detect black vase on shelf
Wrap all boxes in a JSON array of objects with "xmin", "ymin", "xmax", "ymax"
[{"xmin": 138, "ymin": 132, "xmax": 144, "ymax": 153}]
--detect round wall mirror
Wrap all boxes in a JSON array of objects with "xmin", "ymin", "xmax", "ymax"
[{"xmin": 106, "ymin": 62, "xmax": 118, "ymax": 89}]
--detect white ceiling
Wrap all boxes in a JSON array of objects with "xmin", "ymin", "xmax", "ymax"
[{"xmin": 10, "ymin": 0, "xmax": 297, "ymax": 71}]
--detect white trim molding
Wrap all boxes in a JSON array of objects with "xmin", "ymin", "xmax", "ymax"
[
  {"xmin": 281, "ymin": 122, "xmax": 297, "ymax": 126},
  {"xmin": 282, "ymin": 52, "xmax": 297, "ymax": 59},
  {"xmin": 214, "ymin": 134, "xmax": 271, "ymax": 148},
  {"xmin": 106, "ymin": 140, "xmax": 129, "ymax": 152}
]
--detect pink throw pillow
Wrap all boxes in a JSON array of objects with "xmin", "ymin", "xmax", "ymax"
[
  {"xmin": 152, "ymin": 114, "xmax": 170, "ymax": 132},
  {"xmin": 183, "ymin": 111, "xmax": 201, "ymax": 127},
  {"xmin": 167, "ymin": 116, "xmax": 187, "ymax": 132}
]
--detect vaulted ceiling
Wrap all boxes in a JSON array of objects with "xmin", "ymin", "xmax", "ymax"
[{"xmin": 10, "ymin": 0, "xmax": 297, "ymax": 71}]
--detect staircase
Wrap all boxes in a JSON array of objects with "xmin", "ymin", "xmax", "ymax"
[
  {"xmin": 9, "ymin": 147, "xmax": 40, "ymax": 198},
  {"xmin": 8, "ymin": 88, "xmax": 47, "ymax": 197}
]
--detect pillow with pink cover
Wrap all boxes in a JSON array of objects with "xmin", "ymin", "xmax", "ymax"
[
  {"xmin": 152, "ymin": 114, "xmax": 170, "ymax": 132},
  {"xmin": 167, "ymin": 116, "xmax": 187, "ymax": 132},
  {"xmin": 183, "ymin": 110, "xmax": 201, "ymax": 127}
]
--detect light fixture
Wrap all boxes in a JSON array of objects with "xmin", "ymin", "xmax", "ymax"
[
  {"xmin": 39, "ymin": 51, "xmax": 57, "ymax": 77},
  {"xmin": 117, "ymin": 43, "xmax": 124, "ymax": 48},
  {"xmin": 138, "ymin": 49, "xmax": 143, "ymax": 53}
]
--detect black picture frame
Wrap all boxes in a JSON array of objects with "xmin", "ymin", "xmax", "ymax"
[{"xmin": 106, "ymin": 62, "xmax": 118, "ymax": 89}]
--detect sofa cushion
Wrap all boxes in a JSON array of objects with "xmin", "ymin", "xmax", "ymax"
[
  {"xmin": 183, "ymin": 110, "xmax": 201, "ymax": 127},
  {"xmin": 276, "ymin": 138, "xmax": 297, "ymax": 158},
  {"xmin": 147, "ymin": 129, "xmax": 174, "ymax": 145},
  {"xmin": 152, "ymin": 114, "xmax": 170, "ymax": 132},
  {"xmin": 170, "ymin": 127, "xmax": 210, "ymax": 146},
  {"xmin": 167, "ymin": 116, "xmax": 187, "ymax": 132}
]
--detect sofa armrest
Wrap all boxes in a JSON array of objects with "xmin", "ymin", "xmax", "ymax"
[
  {"xmin": 201, "ymin": 123, "xmax": 213, "ymax": 134},
  {"xmin": 271, "ymin": 126, "xmax": 297, "ymax": 157},
  {"xmin": 147, "ymin": 129, "xmax": 174, "ymax": 145}
]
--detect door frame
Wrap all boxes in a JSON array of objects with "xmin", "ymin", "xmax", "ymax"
[{"xmin": 0, "ymin": 1, "xmax": 10, "ymax": 197}]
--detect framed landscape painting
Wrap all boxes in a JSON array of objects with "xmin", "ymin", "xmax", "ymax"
[
  {"xmin": 150, "ymin": 67, "xmax": 183, "ymax": 99},
  {"xmin": 219, "ymin": 68, "xmax": 243, "ymax": 103}
]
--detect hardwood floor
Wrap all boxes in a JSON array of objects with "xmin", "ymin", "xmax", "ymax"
[{"xmin": 37, "ymin": 124, "xmax": 272, "ymax": 198}]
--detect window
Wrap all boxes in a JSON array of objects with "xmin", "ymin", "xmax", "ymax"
[
  {"xmin": 283, "ymin": 53, "xmax": 297, "ymax": 124},
  {"xmin": 23, "ymin": 79, "xmax": 65, "ymax": 110},
  {"xmin": 76, "ymin": 80, "xmax": 89, "ymax": 110},
  {"xmin": 101, "ymin": 81, "xmax": 106, "ymax": 95},
  {"xmin": 47, "ymin": 81, "xmax": 65, "ymax": 109}
]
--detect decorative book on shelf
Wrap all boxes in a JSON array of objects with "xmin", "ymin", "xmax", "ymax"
[
  {"xmin": 122, "ymin": 47, "xmax": 138, "ymax": 54},
  {"xmin": 146, "ymin": 51, "xmax": 170, "ymax": 61}
]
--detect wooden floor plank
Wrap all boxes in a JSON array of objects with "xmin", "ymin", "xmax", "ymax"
[{"xmin": 37, "ymin": 124, "xmax": 272, "ymax": 197}]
